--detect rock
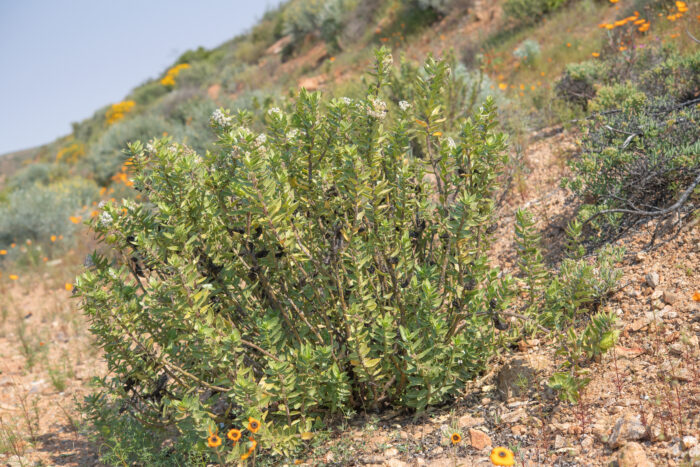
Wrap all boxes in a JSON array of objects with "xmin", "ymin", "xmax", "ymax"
[
  {"xmin": 511, "ymin": 424, "xmax": 527, "ymax": 436},
  {"xmin": 628, "ymin": 318, "xmax": 649, "ymax": 332},
  {"xmin": 265, "ymin": 34, "xmax": 292, "ymax": 55},
  {"xmin": 554, "ymin": 435, "xmax": 567, "ymax": 450},
  {"xmin": 458, "ymin": 413, "xmax": 485, "ymax": 428},
  {"xmin": 645, "ymin": 272, "xmax": 660, "ymax": 288},
  {"xmin": 325, "ymin": 452, "xmax": 336, "ymax": 463},
  {"xmin": 608, "ymin": 414, "xmax": 648, "ymax": 448},
  {"xmin": 663, "ymin": 290, "xmax": 680, "ymax": 305},
  {"xmin": 469, "ymin": 429, "xmax": 492, "ymax": 450},
  {"xmin": 688, "ymin": 444, "xmax": 700, "ymax": 459},
  {"xmin": 651, "ymin": 290, "xmax": 663, "ymax": 300},
  {"xmin": 384, "ymin": 447, "xmax": 399, "ymax": 458},
  {"xmin": 384, "ymin": 459, "xmax": 408, "ymax": 467},
  {"xmin": 617, "ymin": 442, "xmax": 654, "ymax": 467},
  {"xmin": 581, "ymin": 435, "xmax": 594, "ymax": 451},
  {"xmin": 497, "ymin": 355, "xmax": 550, "ymax": 400},
  {"xmin": 501, "ymin": 408, "xmax": 527, "ymax": 424},
  {"xmin": 669, "ymin": 343, "xmax": 684, "ymax": 356},
  {"xmin": 683, "ymin": 436, "xmax": 698, "ymax": 450}
]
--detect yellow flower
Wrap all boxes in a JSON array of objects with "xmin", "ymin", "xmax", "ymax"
[
  {"xmin": 451, "ymin": 433, "xmax": 462, "ymax": 445},
  {"xmin": 227, "ymin": 428, "xmax": 242, "ymax": 442},
  {"xmin": 248, "ymin": 417, "xmax": 261, "ymax": 433},
  {"xmin": 498, "ymin": 83, "xmax": 508, "ymax": 90},
  {"xmin": 692, "ymin": 291, "xmax": 700, "ymax": 302},
  {"xmin": 9, "ymin": 274, "xmax": 18, "ymax": 281},
  {"xmin": 65, "ymin": 283, "xmax": 74, "ymax": 292},
  {"xmin": 592, "ymin": 52, "xmax": 600, "ymax": 57},
  {"xmin": 207, "ymin": 433, "xmax": 222, "ymax": 448},
  {"xmin": 69, "ymin": 216, "xmax": 82, "ymax": 224},
  {"xmin": 0, "ymin": 250, "xmax": 6, "ymax": 255},
  {"xmin": 50, "ymin": 235, "xmax": 57, "ymax": 243},
  {"xmin": 490, "ymin": 447, "xmax": 515, "ymax": 466},
  {"xmin": 241, "ymin": 451, "xmax": 251, "ymax": 460}
]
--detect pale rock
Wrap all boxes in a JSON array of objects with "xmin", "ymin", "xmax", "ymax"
[
  {"xmin": 384, "ymin": 459, "xmax": 408, "ymax": 467},
  {"xmin": 688, "ymin": 444, "xmax": 700, "ymax": 459},
  {"xmin": 617, "ymin": 442, "xmax": 654, "ymax": 467},
  {"xmin": 651, "ymin": 290, "xmax": 663, "ymax": 300},
  {"xmin": 511, "ymin": 424, "xmax": 527, "ymax": 436},
  {"xmin": 554, "ymin": 434, "xmax": 567, "ymax": 450},
  {"xmin": 608, "ymin": 414, "xmax": 648, "ymax": 448},
  {"xmin": 469, "ymin": 428, "xmax": 492, "ymax": 450},
  {"xmin": 501, "ymin": 408, "xmax": 527, "ymax": 424},
  {"xmin": 669, "ymin": 343, "xmax": 684, "ymax": 356},
  {"xmin": 458, "ymin": 413, "xmax": 485, "ymax": 428},
  {"xmin": 384, "ymin": 447, "xmax": 399, "ymax": 458},
  {"xmin": 581, "ymin": 435, "xmax": 594, "ymax": 451},
  {"xmin": 683, "ymin": 436, "xmax": 698, "ymax": 450}
]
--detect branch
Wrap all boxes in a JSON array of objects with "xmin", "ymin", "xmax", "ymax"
[{"xmin": 582, "ymin": 169, "xmax": 700, "ymax": 225}]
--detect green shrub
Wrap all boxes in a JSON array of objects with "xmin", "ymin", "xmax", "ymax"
[
  {"xmin": 6, "ymin": 163, "xmax": 70, "ymax": 191},
  {"xmin": 0, "ymin": 177, "xmax": 99, "ymax": 245},
  {"xmin": 555, "ymin": 60, "xmax": 603, "ymax": 109},
  {"xmin": 128, "ymin": 81, "xmax": 170, "ymax": 107},
  {"xmin": 77, "ymin": 49, "xmax": 510, "ymax": 463},
  {"xmin": 283, "ymin": 0, "xmax": 349, "ymax": 51},
  {"xmin": 564, "ymin": 49, "xmax": 700, "ymax": 247},
  {"xmin": 84, "ymin": 114, "xmax": 174, "ymax": 185},
  {"xmin": 503, "ymin": 0, "xmax": 567, "ymax": 24},
  {"xmin": 513, "ymin": 39, "xmax": 541, "ymax": 66}
]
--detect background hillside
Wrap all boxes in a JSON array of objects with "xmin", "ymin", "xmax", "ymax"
[{"xmin": 0, "ymin": 0, "xmax": 698, "ymax": 465}]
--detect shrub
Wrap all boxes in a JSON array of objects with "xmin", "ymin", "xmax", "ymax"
[
  {"xmin": 84, "ymin": 114, "xmax": 174, "ymax": 186},
  {"xmin": 0, "ymin": 177, "xmax": 99, "ymax": 245},
  {"xmin": 564, "ymin": 50, "xmax": 700, "ymax": 247},
  {"xmin": 77, "ymin": 49, "xmax": 510, "ymax": 463},
  {"xmin": 555, "ymin": 60, "xmax": 603, "ymax": 109},
  {"xmin": 6, "ymin": 163, "xmax": 69, "ymax": 192},
  {"xmin": 128, "ymin": 81, "xmax": 170, "ymax": 107},
  {"xmin": 513, "ymin": 39, "xmax": 541, "ymax": 66},
  {"xmin": 283, "ymin": 0, "xmax": 348, "ymax": 51},
  {"xmin": 503, "ymin": 0, "xmax": 567, "ymax": 24}
]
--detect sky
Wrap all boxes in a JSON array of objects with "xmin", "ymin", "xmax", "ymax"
[{"xmin": 0, "ymin": 1, "xmax": 280, "ymax": 156}]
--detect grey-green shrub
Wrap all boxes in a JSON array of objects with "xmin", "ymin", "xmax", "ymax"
[
  {"xmin": 77, "ymin": 49, "xmax": 511, "ymax": 463},
  {"xmin": 513, "ymin": 39, "xmax": 541, "ymax": 65},
  {"xmin": 503, "ymin": 0, "xmax": 567, "ymax": 24}
]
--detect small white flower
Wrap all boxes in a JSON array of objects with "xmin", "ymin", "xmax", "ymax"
[
  {"xmin": 398, "ymin": 100, "xmax": 411, "ymax": 111},
  {"xmin": 367, "ymin": 97, "xmax": 387, "ymax": 119},
  {"xmin": 146, "ymin": 142, "xmax": 156, "ymax": 153},
  {"xmin": 256, "ymin": 133, "xmax": 267, "ymax": 146},
  {"xmin": 99, "ymin": 211, "xmax": 112, "ymax": 227},
  {"xmin": 446, "ymin": 137, "xmax": 456, "ymax": 150},
  {"xmin": 383, "ymin": 53, "xmax": 393, "ymax": 67},
  {"xmin": 286, "ymin": 129, "xmax": 298, "ymax": 139},
  {"xmin": 267, "ymin": 107, "xmax": 281, "ymax": 116},
  {"xmin": 211, "ymin": 108, "xmax": 232, "ymax": 127},
  {"xmin": 342, "ymin": 97, "xmax": 352, "ymax": 105}
]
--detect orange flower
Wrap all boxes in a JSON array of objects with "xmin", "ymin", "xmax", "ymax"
[
  {"xmin": 248, "ymin": 417, "xmax": 261, "ymax": 433},
  {"xmin": 241, "ymin": 451, "xmax": 251, "ymax": 460},
  {"xmin": 248, "ymin": 437, "xmax": 258, "ymax": 450},
  {"xmin": 207, "ymin": 433, "xmax": 222, "ymax": 448},
  {"xmin": 619, "ymin": 46, "xmax": 628, "ymax": 51},
  {"xmin": 609, "ymin": 0, "xmax": 619, "ymax": 3},
  {"xmin": 65, "ymin": 283, "xmax": 73, "ymax": 292},
  {"xmin": 605, "ymin": 24, "xmax": 615, "ymax": 29},
  {"xmin": 0, "ymin": 250, "xmax": 6, "ymax": 255},
  {"xmin": 451, "ymin": 433, "xmax": 462, "ymax": 444},
  {"xmin": 498, "ymin": 83, "xmax": 508, "ymax": 90},
  {"xmin": 50, "ymin": 235, "xmax": 57, "ymax": 243},
  {"xmin": 69, "ymin": 216, "xmax": 82, "ymax": 224},
  {"xmin": 692, "ymin": 291, "xmax": 700, "ymax": 302},
  {"xmin": 490, "ymin": 447, "xmax": 515, "ymax": 466},
  {"xmin": 9, "ymin": 274, "xmax": 18, "ymax": 281},
  {"xmin": 227, "ymin": 428, "xmax": 242, "ymax": 442},
  {"xmin": 10, "ymin": 243, "xmax": 15, "ymax": 248},
  {"xmin": 592, "ymin": 52, "xmax": 600, "ymax": 57},
  {"xmin": 634, "ymin": 18, "xmax": 646, "ymax": 24}
]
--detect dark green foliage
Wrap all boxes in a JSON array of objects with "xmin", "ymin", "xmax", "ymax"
[
  {"xmin": 564, "ymin": 50, "xmax": 700, "ymax": 247},
  {"xmin": 503, "ymin": 0, "xmax": 568, "ymax": 24},
  {"xmin": 77, "ymin": 49, "xmax": 511, "ymax": 462},
  {"xmin": 514, "ymin": 208, "xmax": 548, "ymax": 308}
]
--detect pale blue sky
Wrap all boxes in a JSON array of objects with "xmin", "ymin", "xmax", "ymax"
[{"xmin": 0, "ymin": 1, "xmax": 280, "ymax": 155}]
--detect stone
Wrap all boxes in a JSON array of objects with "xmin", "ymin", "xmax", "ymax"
[
  {"xmin": 458, "ymin": 413, "xmax": 485, "ymax": 428},
  {"xmin": 384, "ymin": 459, "xmax": 408, "ymax": 467},
  {"xmin": 617, "ymin": 442, "xmax": 654, "ymax": 467},
  {"xmin": 501, "ymin": 408, "xmax": 527, "ymax": 424},
  {"xmin": 608, "ymin": 414, "xmax": 648, "ymax": 448},
  {"xmin": 511, "ymin": 424, "xmax": 527, "ymax": 436},
  {"xmin": 629, "ymin": 318, "xmax": 648, "ymax": 332},
  {"xmin": 581, "ymin": 436, "xmax": 594, "ymax": 451},
  {"xmin": 683, "ymin": 435, "xmax": 698, "ymax": 450},
  {"xmin": 469, "ymin": 428, "xmax": 492, "ymax": 450},
  {"xmin": 651, "ymin": 290, "xmax": 663, "ymax": 300},
  {"xmin": 384, "ymin": 447, "xmax": 399, "ymax": 458},
  {"xmin": 645, "ymin": 272, "xmax": 660, "ymax": 288},
  {"xmin": 554, "ymin": 434, "xmax": 567, "ymax": 449},
  {"xmin": 688, "ymin": 444, "xmax": 700, "ymax": 459},
  {"xmin": 497, "ymin": 355, "xmax": 550, "ymax": 400},
  {"xmin": 669, "ymin": 343, "xmax": 684, "ymax": 356},
  {"xmin": 663, "ymin": 291, "xmax": 680, "ymax": 305}
]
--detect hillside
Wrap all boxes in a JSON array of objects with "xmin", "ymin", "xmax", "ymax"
[{"xmin": 1, "ymin": 0, "xmax": 698, "ymax": 466}]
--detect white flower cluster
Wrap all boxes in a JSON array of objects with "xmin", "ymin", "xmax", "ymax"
[
  {"xmin": 255, "ymin": 133, "xmax": 267, "ymax": 146},
  {"xmin": 341, "ymin": 97, "xmax": 352, "ymax": 105},
  {"xmin": 99, "ymin": 211, "xmax": 112, "ymax": 228},
  {"xmin": 398, "ymin": 100, "xmax": 411, "ymax": 111},
  {"xmin": 367, "ymin": 97, "xmax": 387, "ymax": 119},
  {"xmin": 267, "ymin": 107, "xmax": 281, "ymax": 116},
  {"xmin": 446, "ymin": 137, "xmax": 456, "ymax": 150},
  {"xmin": 287, "ymin": 129, "xmax": 299, "ymax": 139},
  {"xmin": 383, "ymin": 53, "xmax": 393, "ymax": 67},
  {"xmin": 211, "ymin": 108, "xmax": 232, "ymax": 127}
]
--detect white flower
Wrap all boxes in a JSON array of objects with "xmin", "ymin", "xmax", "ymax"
[
  {"xmin": 367, "ymin": 97, "xmax": 387, "ymax": 119},
  {"xmin": 100, "ymin": 211, "xmax": 112, "ymax": 227},
  {"xmin": 211, "ymin": 108, "xmax": 232, "ymax": 127},
  {"xmin": 267, "ymin": 107, "xmax": 281, "ymax": 116},
  {"xmin": 342, "ymin": 97, "xmax": 352, "ymax": 105},
  {"xmin": 256, "ymin": 133, "xmax": 267, "ymax": 146},
  {"xmin": 398, "ymin": 100, "xmax": 411, "ymax": 111},
  {"xmin": 383, "ymin": 53, "xmax": 393, "ymax": 67},
  {"xmin": 446, "ymin": 137, "xmax": 456, "ymax": 150},
  {"xmin": 286, "ymin": 129, "xmax": 299, "ymax": 139},
  {"xmin": 146, "ymin": 142, "xmax": 156, "ymax": 153}
]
